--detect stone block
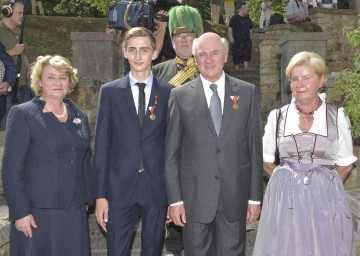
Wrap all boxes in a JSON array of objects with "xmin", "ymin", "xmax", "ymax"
[{"xmin": 70, "ymin": 32, "xmax": 120, "ymax": 83}]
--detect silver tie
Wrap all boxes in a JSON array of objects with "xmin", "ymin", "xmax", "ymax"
[{"xmin": 209, "ymin": 84, "xmax": 222, "ymax": 136}]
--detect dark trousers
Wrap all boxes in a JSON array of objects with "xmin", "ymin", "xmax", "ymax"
[
  {"xmin": 164, "ymin": 222, "xmax": 184, "ymax": 254},
  {"xmin": 231, "ymin": 38, "xmax": 252, "ymax": 65},
  {"xmin": 106, "ymin": 173, "xmax": 167, "ymax": 256},
  {"xmin": 182, "ymin": 197, "xmax": 247, "ymax": 256}
]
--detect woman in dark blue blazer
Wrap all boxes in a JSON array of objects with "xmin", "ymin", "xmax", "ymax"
[{"xmin": 2, "ymin": 55, "xmax": 91, "ymax": 256}]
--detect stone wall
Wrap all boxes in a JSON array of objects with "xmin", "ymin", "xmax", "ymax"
[{"xmin": 258, "ymin": 8, "xmax": 358, "ymax": 115}]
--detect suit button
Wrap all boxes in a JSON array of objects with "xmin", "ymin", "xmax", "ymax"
[
  {"xmin": 71, "ymin": 160, "xmax": 74, "ymax": 164},
  {"xmin": 217, "ymin": 149, "xmax": 220, "ymax": 153},
  {"xmin": 215, "ymin": 175, "xmax": 219, "ymax": 180}
]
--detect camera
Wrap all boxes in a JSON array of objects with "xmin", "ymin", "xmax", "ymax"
[{"xmin": 107, "ymin": 0, "xmax": 181, "ymax": 31}]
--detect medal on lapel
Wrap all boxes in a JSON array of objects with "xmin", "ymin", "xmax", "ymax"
[
  {"xmin": 231, "ymin": 96, "xmax": 239, "ymax": 110},
  {"xmin": 149, "ymin": 96, "xmax": 158, "ymax": 120}
]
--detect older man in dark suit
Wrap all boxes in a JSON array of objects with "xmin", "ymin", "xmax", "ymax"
[
  {"xmin": 165, "ymin": 32, "xmax": 263, "ymax": 255},
  {"xmin": 93, "ymin": 27, "xmax": 173, "ymax": 256}
]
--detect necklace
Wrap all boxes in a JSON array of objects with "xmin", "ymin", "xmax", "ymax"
[
  {"xmin": 44, "ymin": 102, "xmax": 67, "ymax": 119},
  {"xmin": 295, "ymin": 98, "xmax": 323, "ymax": 115}
]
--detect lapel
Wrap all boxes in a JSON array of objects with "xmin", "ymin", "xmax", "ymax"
[
  {"xmin": 143, "ymin": 77, "xmax": 160, "ymax": 129},
  {"xmin": 121, "ymin": 75, "xmax": 140, "ymax": 126},
  {"xmin": 190, "ymin": 77, "xmax": 218, "ymax": 138},
  {"xmin": 219, "ymin": 75, "xmax": 237, "ymax": 140}
]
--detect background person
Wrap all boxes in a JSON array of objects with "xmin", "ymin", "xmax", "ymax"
[
  {"xmin": 228, "ymin": 5, "xmax": 253, "ymax": 70},
  {"xmin": 93, "ymin": 27, "xmax": 173, "ymax": 256},
  {"xmin": 2, "ymin": 55, "xmax": 92, "ymax": 256},
  {"xmin": 31, "ymin": 0, "xmax": 44, "ymax": 15},
  {"xmin": 224, "ymin": 0, "xmax": 235, "ymax": 25},
  {"xmin": 259, "ymin": 0, "xmax": 272, "ymax": 28},
  {"xmin": 153, "ymin": 5, "xmax": 203, "ymax": 256},
  {"xmin": 286, "ymin": 0, "xmax": 311, "ymax": 22},
  {"xmin": 253, "ymin": 51, "xmax": 357, "ymax": 256},
  {"xmin": 210, "ymin": 0, "xmax": 222, "ymax": 24},
  {"xmin": 0, "ymin": 0, "xmax": 32, "ymax": 104},
  {"xmin": 0, "ymin": 42, "xmax": 17, "ymax": 130},
  {"xmin": 165, "ymin": 32, "xmax": 263, "ymax": 256}
]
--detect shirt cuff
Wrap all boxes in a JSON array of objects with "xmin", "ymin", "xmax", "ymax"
[
  {"xmin": 249, "ymin": 200, "xmax": 261, "ymax": 205},
  {"xmin": 170, "ymin": 201, "xmax": 184, "ymax": 206}
]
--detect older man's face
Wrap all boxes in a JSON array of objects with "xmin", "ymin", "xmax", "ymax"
[
  {"xmin": 172, "ymin": 32, "xmax": 196, "ymax": 59},
  {"xmin": 194, "ymin": 33, "xmax": 228, "ymax": 83}
]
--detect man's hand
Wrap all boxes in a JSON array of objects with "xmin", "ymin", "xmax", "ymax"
[
  {"xmin": 15, "ymin": 214, "xmax": 37, "ymax": 238},
  {"xmin": 168, "ymin": 204, "xmax": 186, "ymax": 227},
  {"xmin": 95, "ymin": 198, "xmax": 109, "ymax": 232},
  {"xmin": 0, "ymin": 82, "xmax": 9, "ymax": 95},
  {"xmin": 154, "ymin": 10, "xmax": 168, "ymax": 30},
  {"xmin": 8, "ymin": 43, "xmax": 25, "ymax": 56},
  {"xmin": 246, "ymin": 204, "xmax": 261, "ymax": 224}
]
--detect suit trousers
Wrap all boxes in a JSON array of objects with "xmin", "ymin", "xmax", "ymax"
[
  {"xmin": 106, "ymin": 173, "xmax": 167, "ymax": 256},
  {"xmin": 182, "ymin": 196, "xmax": 246, "ymax": 256}
]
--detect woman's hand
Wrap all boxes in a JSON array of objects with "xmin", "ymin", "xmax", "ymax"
[
  {"xmin": 15, "ymin": 214, "xmax": 37, "ymax": 238},
  {"xmin": 263, "ymin": 162, "xmax": 276, "ymax": 177},
  {"xmin": 336, "ymin": 164, "xmax": 353, "ymax": 181}
]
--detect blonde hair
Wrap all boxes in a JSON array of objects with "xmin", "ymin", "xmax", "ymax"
[
  {"xmin": 30, "ymin": 55, "xmax": 78, "ymax": 96},
  {"xmin": 286, "ymin": 51, "xmax": 327, "ymax": 84}
]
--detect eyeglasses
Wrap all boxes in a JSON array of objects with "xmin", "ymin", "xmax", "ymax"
[
  {"xmin": 172, "ymin": 33, "xmax": 195, "ymax": 42},
  {"xmin": 289, "ymin": 76, "xmax": 313, "ymax": 84}
]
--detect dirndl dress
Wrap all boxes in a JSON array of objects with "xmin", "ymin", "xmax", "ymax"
[{"xmin": 253, "ymin": 104, "xmax": 355, "ymax": 256}]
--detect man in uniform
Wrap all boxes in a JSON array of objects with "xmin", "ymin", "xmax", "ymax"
[{"xmin": 153, "ymin": 5, "xmax": 203, "ymax": 256}]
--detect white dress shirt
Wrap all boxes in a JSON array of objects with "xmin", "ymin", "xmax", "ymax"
[{"xmin": 129, "ymin": 72, "xmax": 153, "ymax": 114}]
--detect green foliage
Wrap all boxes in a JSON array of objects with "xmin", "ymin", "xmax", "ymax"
[
  {"xmin": 53, "ymin": 0, "xmax": 103, "ymax": 17},
  {"xmin": 336, "ymin": 21, "xmax": 360, "ymax": 137},
  {"xmin": 89, "ymin": 0, "xmax": 113, "ymax": 16}
]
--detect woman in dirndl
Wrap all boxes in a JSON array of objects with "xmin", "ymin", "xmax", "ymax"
[{"xmin": 253, "ymin": 51, "xmax": 357, "ymax": 256}]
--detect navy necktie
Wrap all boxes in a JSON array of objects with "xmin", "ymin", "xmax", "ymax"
[
  {"xmin": 136, "ymin": 82, "xmax": 146, "ymax": 128},
  {"xmin": 136, "ymin": 82, "xmax": 146, "ymax": 170}
]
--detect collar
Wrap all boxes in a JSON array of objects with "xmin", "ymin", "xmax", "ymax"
[
  {"xmin": 129, "ymin": 72, "xmax": 153, "ymax": 87},
  {"xmin": 175, "ymin": 56, "xmax": 196, "ymax": 67}
]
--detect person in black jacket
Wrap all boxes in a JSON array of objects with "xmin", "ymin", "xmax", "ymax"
[
  {"xmin": 0, "ymin": 42, "xmax": 17, "ymax": 129},
  {"xmin": 228, "ymin": 5, "xmax": 253, "ymax": 70},
  {"xmin": 2, "ymin": 55, "xmax": 92, "ymax": 256}
]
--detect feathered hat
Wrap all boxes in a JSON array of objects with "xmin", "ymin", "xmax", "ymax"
[{"xmin": 168, "ymin": 5, "xmax": 203, "ymax": 38}]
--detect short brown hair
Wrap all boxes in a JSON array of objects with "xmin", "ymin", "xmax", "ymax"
[{"xmin": 124, "ymin": 27, "xmax": 156, "ymax": 50}]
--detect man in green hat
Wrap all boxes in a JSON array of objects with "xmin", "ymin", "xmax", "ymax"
[{"xmin": 152, "ymin": 5, "xmax": 203, "ymax": 256}]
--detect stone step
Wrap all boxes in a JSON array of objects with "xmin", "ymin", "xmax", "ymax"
[{"xmin": 91, "ymin": 248, "xmax": 254, "ymax": 255}]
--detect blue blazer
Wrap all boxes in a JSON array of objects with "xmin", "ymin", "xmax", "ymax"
[
  {"xmin": 0, "ymin": 42, "xmax": 17, "ymax": 88},
  {"xmin": 2, "ymin": 98, "xmax": 91, "ymax": 221},
  {"xmin": 92, "ymin": 75, "xmax": 173, "ymax": 207}
]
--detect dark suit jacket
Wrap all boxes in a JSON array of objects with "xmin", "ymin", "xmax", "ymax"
[
  {"xmin": 92, "ymin": 75, "xmax": 173, "ymax": 207},
  {"xmin": 0, "ymin": 42, "xmax": 17, "ymax": 88},
  {"xmin": 165, "ymin": 74, "xmax": 263, "ymax": 224},
  {"xmin": 2, "ymin": 97, "xmax": 91, "ymax": 221}
]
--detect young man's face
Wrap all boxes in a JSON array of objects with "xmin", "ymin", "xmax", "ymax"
[{"xmin": 124, "ymin": 36, "xmax": 157, "ymax": 76}]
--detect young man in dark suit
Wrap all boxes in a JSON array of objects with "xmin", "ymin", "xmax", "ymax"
[
  {"xmin": 165, "ymin": 32, "xmax": 263, "ymax": 256},
  {"xmin": 93, "ymin": 27, "xmax": 173, "ymax": 256}
]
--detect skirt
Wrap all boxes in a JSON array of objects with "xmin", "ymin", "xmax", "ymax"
[
  {"xmin": 253, "ymin": 163, "xmax": 355, "ymax": 256},
  {"xmin": 10, "ymin": 204, "xmax": 90, "ymax": 256}
]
